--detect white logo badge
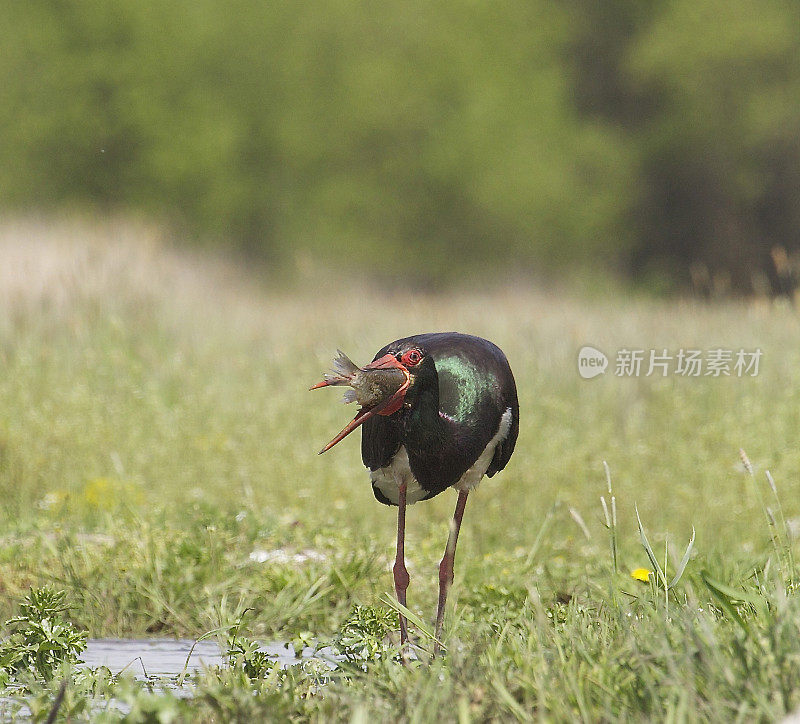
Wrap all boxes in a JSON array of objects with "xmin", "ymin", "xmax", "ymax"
[{"xmin": 578, "ymin": 346, "xmax": 608, "ymax": 379}]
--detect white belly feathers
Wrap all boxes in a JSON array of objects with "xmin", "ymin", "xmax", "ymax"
[{"xmin": 370, "ymin": 446, "xmax": 427, "ymax": 505}]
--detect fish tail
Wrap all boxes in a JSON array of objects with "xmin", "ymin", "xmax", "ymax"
[
  {"xmin": 331, "ymin": 350, "xmax": 360, "ymax": 378},
  {"xmin": 311, "ymin": 350, "xmax": 361, "ymax": 389}
]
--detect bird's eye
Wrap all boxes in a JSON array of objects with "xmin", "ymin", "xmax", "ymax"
[{"xmin": 402, "ymin": 349, "xmax": 422, "ymax": 366}]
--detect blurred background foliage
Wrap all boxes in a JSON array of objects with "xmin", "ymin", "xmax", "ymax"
[{"xmin": 1, "ymin": 0, "xmax": 799, "ymax": 291}]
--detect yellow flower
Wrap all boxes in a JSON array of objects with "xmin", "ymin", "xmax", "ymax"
[
  {"xmin": 83, "ymin": 477, "xmax": 115, "ymax": 510},
  {"xmin": 83, "ymin": 477, "xmax": 143, "ymax": 510},
  {"xmin": 631, "ymin": 567, "xmax": 653, "ymax": 583}
]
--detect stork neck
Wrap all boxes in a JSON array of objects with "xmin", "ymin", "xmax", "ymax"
[{"xmin": 403, "ymin": 381, "xmax": 445, "ymax": 446}]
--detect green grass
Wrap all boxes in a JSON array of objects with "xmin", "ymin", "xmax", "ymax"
[{"xmin": 3, "ymin": 220, "xmax": 800, "ymax": 720}]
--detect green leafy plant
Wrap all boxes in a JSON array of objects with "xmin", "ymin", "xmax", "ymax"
[
  {"xmin": 333, "ymin": 605, "xmax": 400, "ymax": 664},
  {"xmin": 0, "ymin": 586, "xmax": 87, "ymax": 682},
  {"xmin": 215, "ymin": 610, "xmax": 279, "ymax": 680},
  {"xmin": 224, "ymin": 632, "xmax": 275, "ymax": 680}
]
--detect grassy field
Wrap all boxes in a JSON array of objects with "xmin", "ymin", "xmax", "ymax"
[{"xmin": 2, "ymin": 219, "xmax": 800, "ymax": 721}]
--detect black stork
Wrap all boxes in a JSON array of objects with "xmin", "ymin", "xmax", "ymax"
[{"xmin": 312, "ymin": 332, "xmax": 519, "ymax": 652}]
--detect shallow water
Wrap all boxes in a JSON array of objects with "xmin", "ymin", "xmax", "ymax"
[
  {"xmin": 1, "ymin": 643, "xmax": 222, "ymax": 720},
  {"xmin": 0, "ymin": 638, "xmax": 338, "ymax": 719},
  {"xmin": 81, "ymin": 638, "xmax": 224, "ymax": 677},
  {"xmin": 81, "ymin": 638, "xmax": 324, "ymax": 677}
]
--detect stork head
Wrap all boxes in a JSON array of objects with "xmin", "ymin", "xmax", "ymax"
[{"xmin": 385, "ymin": 344, "xmax": 438, "ymax": 407}]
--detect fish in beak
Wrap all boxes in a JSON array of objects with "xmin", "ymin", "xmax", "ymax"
[{"xmin": 311, "ymin": 351, "xmax": 410, "ymax": 453}]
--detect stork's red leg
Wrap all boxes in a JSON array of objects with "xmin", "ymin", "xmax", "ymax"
[
  {"xmin": 434, "ymin": 489, "xmax": 469, "ymax": 655},
  {"xmin": 393, "ymin": 481, "xmax": 410, "ymax": 645}
]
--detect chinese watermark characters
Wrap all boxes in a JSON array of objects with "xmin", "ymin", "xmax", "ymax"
[{"xmin": 578, "ymin": 346, "xmax": 762, "ymax": 379}]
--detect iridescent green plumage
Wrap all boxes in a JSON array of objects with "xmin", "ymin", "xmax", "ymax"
[{"xmin": 434, "ymin": 353, "xmax": 497, "ymax": 423}]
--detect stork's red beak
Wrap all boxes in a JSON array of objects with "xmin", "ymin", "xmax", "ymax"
[{"xmin": 317, "ymin": 354, "xmax": 410, "ymax": 454}]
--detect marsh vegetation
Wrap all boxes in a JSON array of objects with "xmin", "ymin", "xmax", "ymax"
[{"xmin": 2, "ymin": 222, "xmax": 800, "ymax": 720}]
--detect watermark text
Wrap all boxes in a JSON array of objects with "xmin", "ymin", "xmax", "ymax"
[{"xmin": 578, "ymin": 346, "xmax": 762, "ymax": 379}]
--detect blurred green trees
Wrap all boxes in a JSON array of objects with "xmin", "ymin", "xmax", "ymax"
[
  {"xmin": 569, "ymin": 0, "xmax": 800, "ymax": 293},
  {"xmin": 1, "ymin": 0, "xmax": 798, "ymax": 290}
]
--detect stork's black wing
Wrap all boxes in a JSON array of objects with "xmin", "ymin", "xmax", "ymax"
[
  {"xmin": 486, "ymin": 374, "xmax": 519, "ymax": 477},
  {"xmin": 417, "ymin": 333, "xmax": 518, "ymax": 479}
]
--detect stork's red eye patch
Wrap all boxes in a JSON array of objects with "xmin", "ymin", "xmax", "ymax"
[{"xmin": 401, "ymin": 349, "xmax": 423, "ymax": 366}]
